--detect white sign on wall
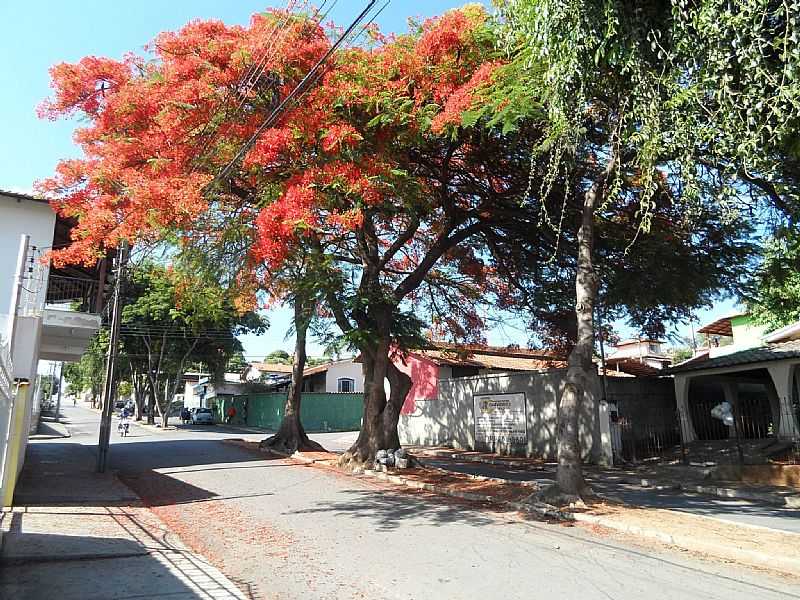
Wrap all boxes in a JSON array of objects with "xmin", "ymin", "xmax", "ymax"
[{"xmin": 473, "ymin": 392, "xmax": 527, "ymax": 446}]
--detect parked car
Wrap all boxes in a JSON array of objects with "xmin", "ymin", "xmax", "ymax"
[{"xmin": 191, "ymin": 407, "xmax": 214, "ymax": 425}]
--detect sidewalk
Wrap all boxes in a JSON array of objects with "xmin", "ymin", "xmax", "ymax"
[{"xmin": 0, "ymin": 413, "xmax": 248, "ymax": 600}]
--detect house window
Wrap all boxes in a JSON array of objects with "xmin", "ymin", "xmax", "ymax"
[{"xmin": 337, "ymin": 377, "xmax": 355, "ymax": 393}]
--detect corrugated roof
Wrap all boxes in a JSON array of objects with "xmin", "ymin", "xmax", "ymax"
[
  {"xmin": 696, "ymin": 312, "xmax": 747, "ymax": 337},
  {"xmin": 668, "ymin": 340, "xmax": 800, "ymax": 374}
]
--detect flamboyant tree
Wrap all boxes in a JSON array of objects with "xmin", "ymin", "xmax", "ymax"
[{"xmin": 39, "ymin": 6, "xmax": 530, "ymax": 463}]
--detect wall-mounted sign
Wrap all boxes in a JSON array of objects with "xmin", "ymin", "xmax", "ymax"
[{"xmin": 473, "ymin": 392, "xmax": 527, "ymax": 446}]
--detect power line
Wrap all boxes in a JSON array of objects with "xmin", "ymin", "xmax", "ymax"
[
  {"xmin": 209, "ymin": 0, "xmax": 380, "ymax": 188},
  {"xmin": 192, "ymin": 0, "xmax": 338, "ymax": 169}
]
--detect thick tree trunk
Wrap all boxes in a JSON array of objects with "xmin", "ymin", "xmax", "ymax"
[
  {"xmin": 554, "ymin": 161, "xmax": 610, "ymax": 500},
  {"xmin": 341, "ymin": 309, "xmax": 396, "ymax": 468},
  {"xmin": 383, "ymin": 361, "xmax": 412, "ymax": 450},
  {"xmin": 261, "ymin": 298, "xmax": 324, "ymax": 454},
  {"xmin": 341, "ymin": 307, "xmax": 406, "ymax": 468}
]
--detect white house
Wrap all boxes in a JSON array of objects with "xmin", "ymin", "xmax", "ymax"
[
  {"xmin": 302, "ymin": 359, "xmax": 364, "ymax": 393},
  {"xmin": 188, "ymin": 372, "xmax": 247, "ymax": 408},
  {"xmin": 0, "ymin": 190, "xmax": 107, "ymax": 506}
]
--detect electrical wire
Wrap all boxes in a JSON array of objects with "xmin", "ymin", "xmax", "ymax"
[{"xmin": 209, "ymin": 0, "xmax": 380, "ymax": 187}]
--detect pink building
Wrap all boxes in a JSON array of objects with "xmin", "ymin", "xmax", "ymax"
[{"xmin": 393, "ymin": 344, "xmax": 564, "ymax": 414}]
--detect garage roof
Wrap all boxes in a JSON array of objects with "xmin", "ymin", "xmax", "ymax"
[{"xmin": 668, "ymin": 339, "xmax": 800, "ymax": 374}]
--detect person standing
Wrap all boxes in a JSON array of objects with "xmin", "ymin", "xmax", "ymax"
[{"xmin": 226, "ymin": 404, "xmax": 237, "ymax": 424}]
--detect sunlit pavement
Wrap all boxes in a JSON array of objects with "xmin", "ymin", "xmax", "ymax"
[{"xmin": 8, "ymin": 403, "xmax": 799, "ymax": 600}]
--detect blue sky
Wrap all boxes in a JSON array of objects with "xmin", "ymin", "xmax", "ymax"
[{"xmin": 0, "ymin": 1, "xmax": 737, "ymax": 360}]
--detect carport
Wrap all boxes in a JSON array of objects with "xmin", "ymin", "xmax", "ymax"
[{"xmin": 671, "ymin": 341, "xmax": 800, "ymax": 443}]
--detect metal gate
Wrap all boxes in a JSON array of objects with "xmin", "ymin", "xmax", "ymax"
[{"xmin": 610, "ymin": 388, "xmax": 681, "ymax": 463}]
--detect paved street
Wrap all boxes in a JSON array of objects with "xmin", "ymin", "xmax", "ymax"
[{"xmin": 7, "ymin": 404, "xmax": 794, "ymax": 600}]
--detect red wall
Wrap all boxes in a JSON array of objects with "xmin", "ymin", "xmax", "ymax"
[{"xmin": 392, "ymin": 353, "xmax": 440, "ymax": 415}]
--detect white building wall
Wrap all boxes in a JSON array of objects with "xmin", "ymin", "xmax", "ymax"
[
  {"xmin": 0, "ymin": 195, "xmax": 56, "ymax": 336},
  {"xmin": 324, "ymin": 360, "xmax": 364, "ymax": 393}
]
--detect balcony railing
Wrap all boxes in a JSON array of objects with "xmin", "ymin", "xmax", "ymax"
[{"xmin": 45, "ymin": 276, "xmax": 100, "ymax": 314}]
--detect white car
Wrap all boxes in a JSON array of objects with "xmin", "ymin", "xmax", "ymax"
[{"xmin": 191, "ymin": 407, "xmax": 215, "ymax": 425}]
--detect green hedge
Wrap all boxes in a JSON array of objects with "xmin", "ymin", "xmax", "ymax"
[{"xmin": 215, "ymin": 392, "xmax": 363, "ymax": 432}]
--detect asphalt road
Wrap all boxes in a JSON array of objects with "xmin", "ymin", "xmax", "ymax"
[{"xmin": 58, "ymin": 405, "xmax": 800, "ymax": 600}]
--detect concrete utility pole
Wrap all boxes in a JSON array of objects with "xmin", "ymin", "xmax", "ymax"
[{"xmin": 96, "ymin": 241, "xmax": 128, "ymax": 473}]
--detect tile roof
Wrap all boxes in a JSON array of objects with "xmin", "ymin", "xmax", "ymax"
[
  {"xmin": 0, "ymin": 188, "xmax": 48, "ymax": 204},
  {"xmin": 249, "ymin": 362, "xmax": 294, "ymax": 374},
  {"xmin": 668, "ymin": 340, "xmax": 800, "ymax": 374},
  {"xmin": 603, "ymin": 358, "xmax": 666, "ymax": 377},
  {"xmin": 696, "ymin": 311, "xmax": 747, "ymax": 337},
  {"xmin": 412, "ymin": 347, "xmax": 565, "ymax": 371},
  {"xmin": 302, "ymin": 359, "xmax": 359, "ymax": 377}
]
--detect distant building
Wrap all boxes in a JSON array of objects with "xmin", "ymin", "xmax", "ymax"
[
  {"xmin": 302, "ymin": 359, "xmax": 364, "ymax": 393},
  {"xmin": 604, "ymin": 339, "xmax": 671, "ymax": 376},
  {"xmin": 189, "ymin": 372, "xmax": 247, "ymax": 408}
]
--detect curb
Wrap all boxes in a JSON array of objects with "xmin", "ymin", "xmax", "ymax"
[
  {"xmin": 2, "ymin": 550, "xmax": 150, "ymax": 565},
  {"xmin": 570, "ymin": 510, "xmax": 800, "ymax": 575},
  {"xmin": 358, "ymin": 467, "xmax": 800, "ymax": 577}
]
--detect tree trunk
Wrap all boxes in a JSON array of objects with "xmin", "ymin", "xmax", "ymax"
[
  {"xmin": 383, "ymin": 361, "xmax": 412, "ymax": 450},
  {"xmin": 261, "ymin": 297, "xmax": 324, "ymax": 454},
  {"xmin": 341, "ymin": 308, "xmax": 394, "ymax": 467},
  {"xmin": 554, "ymin": 160, "xmax": 610, "ymax": 500},
  {"xmin": 132, "ymin": 372, "xmax": 144, "ymax": 421},
  {"xmin": 146, "ymin": 380, "xmax": 156, "ymax": 425}
]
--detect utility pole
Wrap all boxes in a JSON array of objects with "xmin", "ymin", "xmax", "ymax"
[{"xmin": 96, "ymin": 241, "xmax": 128, "ymax": 473}]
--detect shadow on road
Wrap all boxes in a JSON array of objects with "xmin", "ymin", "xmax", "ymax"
[{"xmin": 287, "ymin": 487, "xmax": 501, "ymax": 531}]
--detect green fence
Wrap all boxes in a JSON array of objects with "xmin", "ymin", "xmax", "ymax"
[{"xmin": 214, "ymin": 392, "xmax": 363, "ymax": 432}]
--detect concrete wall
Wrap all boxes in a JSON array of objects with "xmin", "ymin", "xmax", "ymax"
[
  {"xmin": 399, "ymin": 368, "xmax": 610, "ymax": 464},
  {"xmin": 324, "ymin": 360, "xmax": 364, "ymax": 393}
]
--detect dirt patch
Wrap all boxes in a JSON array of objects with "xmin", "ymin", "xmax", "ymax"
[
  {"xmin": 370, "ymin": 465, "xmax": 536, "ymax": 504},
  {"xmin": 409, "ymin": 446, "xmax": 548, "ymax": 467}
]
